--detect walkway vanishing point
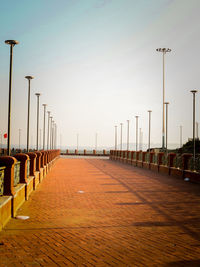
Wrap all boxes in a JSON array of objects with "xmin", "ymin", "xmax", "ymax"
[{"xmin": 1, "ymin": 156, "xmax": 200, "ymax": 267}]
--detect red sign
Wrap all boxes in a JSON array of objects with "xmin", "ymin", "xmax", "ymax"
[{"xmin": 4, "ymin": 133, "xmax": 7, "ymax": 139}]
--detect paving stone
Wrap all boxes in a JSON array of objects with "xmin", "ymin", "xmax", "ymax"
[{"xmin": 0, "ymin": 158, "xmax": 200, "ymax": 266}]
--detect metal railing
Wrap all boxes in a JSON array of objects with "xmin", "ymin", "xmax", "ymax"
[
  {"xmin": 173, "ymin": 155, "xmax": 183, "ymax": 169},
  {"xmin": 14, "ymin": 161, "xmax": 20, "ymax": 186},
  {"xmin": 188, "ymin": 156, "xmax": 200, "ymax": 172},
  {"xmin": 27, "ymin": 159, "xmax": 30, "ymax": 178},
  {"xmin": 0, "ymin": 167, "xmax": 5, "ymax": 195}
]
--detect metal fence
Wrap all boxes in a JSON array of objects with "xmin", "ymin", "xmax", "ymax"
[
  {"xmin": 14, "ymin": 161, "xmax": 20, "ymax": 186},
  {"xmin": 27, "ymin": 159, "xmax": 30, "ymax": 178},
  {"xmin": 0, "ymin": 167, "xmax": 5, "ymax": 195}
]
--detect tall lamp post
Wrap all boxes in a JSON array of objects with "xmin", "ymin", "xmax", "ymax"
[
  {"xmin": 77, "ymin": 133, "xmax": 79, "ymax": 151},
  {"xmin": 52, "ymin": 121, "xmax": 54, "ymax": 149},
  {"xmin": 135, "ymin": 116, "xmax": 139, "ymax": 151},
  {"xmin": 148, "ymin": 110, "xmax": 152, "ymax": 153},
  {"xmin": 95, "ymin": 133, "xmax": 98, "ymax": 151},
  {"xmin": 164, "ymin": 102, "xmax": 169, "ymax": 154},
  {"xmin": 35, "ymin": 93, "xmax": 41, "ymax": 150},
  {"xmin": 49, "ymin": 116, "xmax": 53, "ymax": 149},
  {"xmin": 156, "ymin": 48, "xmax": 171, "ymax": 150},
  {"xmin": 127, "ymin": 120, "xmax": 130, "ymax": 151},
  {"xmin": 120, "ymin": 123, "xmax": 123, "ymax": 150},
  {"xmin": 114, "ymin": 126, "xmax": 117, "ymax": 150},
  {"xmin": 18, "ymin": 129, "xmax": 21, "ymax": 150},
  {"xmin": 42, "ymin": 104, "xmax": 47, "ymax": 150},
  {"xmin": 25, "ymin": 75, "xmax": 34, "ymax": 152},
  {"xmin": 55, "ymin": 123, "xmax": 57, "ymax": 149},
  {"xmin": 5, "ymin": 40, "xmax": 19, "ymax": 155},
  {"xmin": 47, "ymin": 111, "xmax": 50, "ymax": 149},
  {"xmin": 180, "ymin": 125, "xmax": 183, "ymax": 148},
  {"xmin": 190, "ymin": 90, "xmax": 198, "ymax": 165}
]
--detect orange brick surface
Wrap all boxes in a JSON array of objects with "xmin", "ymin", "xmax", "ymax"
[{"xmin": 1, "ymin": 157, "xmax": 200, "ymax": 266}]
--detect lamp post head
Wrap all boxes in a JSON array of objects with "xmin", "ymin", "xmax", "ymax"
[
  {"xmin": 190, "ymin": 90, "xmax": 198, "ymax": 94},
  {"xmin": 25, "ymin": 76, "xmax": 34, "ymax": 80},
  {"xmin": 35, "ymin": 93, "xmax": 41, "ymax": 97},
  {"xmin": 164, "ymin": 102, "xmax": 169, "ymax": 105},
  {"xmin": 156, "ymin": 48, "xmax": 171, "ymax": 53},
  {"xmin": 5, "ymin": 40, "xmax": 19, "ymax": 46},
  {"xmin": 42, "ymin": 104, "xmax": 47, "ymax": 107},
  {"xmin": 135, "ymin": 115, "xmax": 139, "ymax": 118},
  {"xmin": 148, "ymin": 110, "xmax": 152, "ymax": 113},
  {"xmin": 120, "ymin": 123, "xmax": 123, "ymax": 126}
]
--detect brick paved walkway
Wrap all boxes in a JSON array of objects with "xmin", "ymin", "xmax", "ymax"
[{"xmin": 1, "ymin": 157, "xmax": 200, "ymax": 266}]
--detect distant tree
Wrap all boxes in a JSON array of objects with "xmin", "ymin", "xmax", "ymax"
[{"xmin": 176, "ymin": 139, "xmax": 200, "ymax": 154}]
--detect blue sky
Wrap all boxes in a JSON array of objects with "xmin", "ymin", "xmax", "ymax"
[{"xmin": 0, "ymin": 0, "xmax": 200, "ymax": 149}]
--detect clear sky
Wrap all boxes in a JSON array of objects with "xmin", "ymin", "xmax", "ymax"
[{"xmin": 0, "ymin": 0, "xmax": 200, "ymax": 150}]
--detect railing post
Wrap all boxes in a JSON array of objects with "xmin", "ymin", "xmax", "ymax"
[
  {"xmin": 35, "ymin": 152, "xmax": 42, "ymax": 172},
  {"xmin": 40, "ymin": 151, "xmax": 45, "ymax": 168},
  {"xmin": 26, "ymin": 152, "xmax": 37, "ymax": 176},
  {"xmin": 14, "ymin": 153, "xmax": 29, "ymax": 183},
  {"xmin": 182, "ymin": 153, "xmax": 193, "ymax": 170},
  {"xmin": 158, "ymin": 152, "xmax": 164, "ymax": 165},
  {"xmin": 0, "ymin": 156, "xmax": 17, "ymax": 196},
  {"xmin": 168, "ymin": 153, "xmax": 176, "ymax": 167}
]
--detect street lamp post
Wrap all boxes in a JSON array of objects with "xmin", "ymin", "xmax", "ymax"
[
  {"xmin": 25, "ymin": 76, "xmax": 34, "ymax": 152},
  {"xmin": 77, "ymin": 133, "xmax": 79, "ymax": 151},
  {"xmin": 127, "ymin": 120, "xmax": 130, "ymax": 151},
  {"xmin": 164, "ymin": 102, "xmax": 169, "ymax": 154},
  {"xmin": 196, "ymin": 122, "xmax": 199, "ymax": 139},
  {"xmin": 55, "ymin": 124, "xmax": 57, "ymax": 149},
  {"xmin": 35, "ymin": 93, "xmax": 41, "ymax": 150},
  {"xmin": 114, "ymin": 126, "xmax": 117, "ymax": 150},
  {"xmin": 42, "ymin": 104, "xmax": 47, "ymax": 150},
  {"xmin": 5, "ymin": 40, "xmax": 19, "ymax": 155},
  {"xmin": 139, "ymin": 128, "xmax": 142, "ymax": 151},
  {"xmin": 190, "ymin": 90, "xmax": 198, "ymax": 165},
  {"xmin": 148, "ymin": 110, "xmax": 152, "ymax": 153},
  {"xmin": 156, "ymin": 48, "xmax": 171, "ymax": 150},
  {"xmin": 47, "ymin": 111, "xmax": 50, "ymax": 150},
  {"xmin": 49, "ymin": 116, "xmax": 53, "ymax": 149},
  {"xmin": 180, "ymin": 125, "xmax": 183, "ymax": 148},
  {"xmin": 95, "ymin": 133, "xmax": 98, "ymax": 151},
  {"xmin": 135, "ymin": 116, "xmax": 139, "ymax": 151},
  {"xmin": 19, "ymin": 129, "xmax": 21, "ymax": 150},
  {"xmin": 52, "ymin": 121, "xmax": 54, "ymax": 149},
  {"xmin": 120, "ymin": 123, "xmax": 123, "ymax": 150}
]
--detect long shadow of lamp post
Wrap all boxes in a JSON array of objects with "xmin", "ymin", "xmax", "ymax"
[
  {"xmin": 25, "ymin": 76, "xmax": 34, "ymax": 152},
  {"xmin": 5, "ymin": 40, "xmax": 19, "ymax": 156},
  {"xmin": 35, "ymin": 93, "xmax": 41, "ymax": 150}
]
